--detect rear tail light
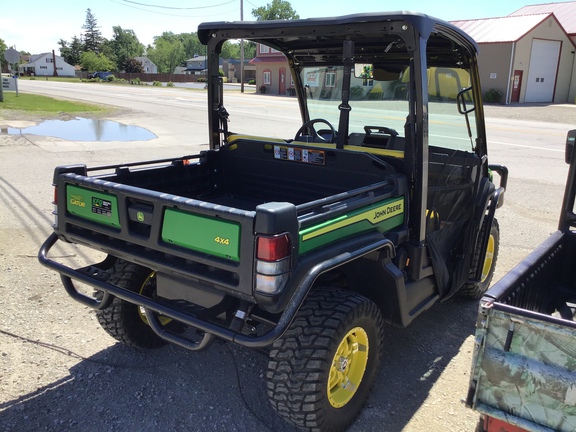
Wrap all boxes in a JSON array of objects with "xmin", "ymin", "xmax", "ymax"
[
  {"xmin": 255, "ymin": 233, "xmax": 292, "ymax": 295},
  {"xmin": 257, "ymin": 234, "xmax": 291, "ymax": 261}
]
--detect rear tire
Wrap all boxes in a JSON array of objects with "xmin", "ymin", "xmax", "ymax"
[
  {"xmin": 460, "ymin": 218, "xmax": 500, "ymax": 299},
  {"xmin": 95, "ymin": 259, "xmax": 173, "ymax": 349},
  {"xmin": 266, "ymin": 288, "xmax": 384, "ymax": 432}
]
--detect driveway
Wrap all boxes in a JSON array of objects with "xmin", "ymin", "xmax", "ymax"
[{"xmin": 0, "ymin": 80, "xmax": 575, "ymax": 431}]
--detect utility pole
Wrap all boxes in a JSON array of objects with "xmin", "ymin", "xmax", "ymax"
[
  {"xmin": 52, "ymin": 50, "xmax": 58, "ymax": 77},
  {"xmin": 240, "ymin": 0, "xmax": 245, "ymax": 93}
]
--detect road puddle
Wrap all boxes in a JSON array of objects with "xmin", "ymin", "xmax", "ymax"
[{"xmin": 1, "ymin": 117, "xmax": 156, "ymax": 141}]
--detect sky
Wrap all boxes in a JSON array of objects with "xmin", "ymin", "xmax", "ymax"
[{"xmin": 0, "ymin": 0, "xmax": 560, "ymax": 55}]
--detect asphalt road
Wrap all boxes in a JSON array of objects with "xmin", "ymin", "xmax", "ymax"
[{"xmin": 0, "ymin": 80, "xmax": 575, "ymax": 432}]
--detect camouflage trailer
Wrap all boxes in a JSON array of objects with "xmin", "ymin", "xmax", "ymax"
[{"xmin": 466, "ymin": 130, "xmax": 576, "ymax": 432}]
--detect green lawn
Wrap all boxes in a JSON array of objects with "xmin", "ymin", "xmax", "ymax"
[
  {"xmin": 0, "ymin": 92, "xmax": 106, "ymax": 113},
  {"xmin": 18, "ymin": 76, "xmax": 82, "ymax": 83}
]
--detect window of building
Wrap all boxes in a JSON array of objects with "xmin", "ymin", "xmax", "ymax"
[
  {"xmin": 263, "ymin": 70, "xmax": 271, "ymax": 85},
  {"xmin": 40, "ymin": 66, "xmax": 47, "ymax": 69},
  {"xmin": 325, "ymin": 72, "xmax": 336, "ymax": 88},
  {"xmin": 46, "ymin": 58, "xmax": 53, "ymax": 63},
  {"xmin": 260, "ymin": 45, "xmax": 270, "ymax": 54}
]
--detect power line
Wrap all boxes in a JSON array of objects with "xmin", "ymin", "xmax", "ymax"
[
  {"xmin": 110, "ymin": 0, "xmax": 238, "ymax": 18},
  {"xmin": 119, "ymin": 0, "xmax": 236, "ymax": 10},
  {"xmin": 244, "ymin": 0, "xmax": 260, "ymax": 9}
]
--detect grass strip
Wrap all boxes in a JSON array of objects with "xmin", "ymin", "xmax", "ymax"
[{"xmin": 0, "ymin": 92, "xmax": 105, "ymax": 113}]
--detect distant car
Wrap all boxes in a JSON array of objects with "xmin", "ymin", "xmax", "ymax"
[{"xmin": 89, "ymin": 71, "xmax": 113, "ymax": 80}]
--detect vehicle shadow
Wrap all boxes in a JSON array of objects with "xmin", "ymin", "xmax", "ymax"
[
  {"xmin": 0, "ymin": 298, "xmax": 477, "ymax": 432},
  {"xmin": 353, "ymin": 297, "xmax": 478, "ymax": 431}
]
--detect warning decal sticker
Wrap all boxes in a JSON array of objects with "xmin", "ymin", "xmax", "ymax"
[
  {"xmin": 274, "ymin": 145, "xmax": 325, "ymax": 165},
  {"xmin": 92, "ymin": 197, "xmax": 113, "ymax": 217}
]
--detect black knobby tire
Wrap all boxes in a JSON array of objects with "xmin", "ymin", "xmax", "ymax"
[
  {"xmin": 266, "ymin": 288, "xmax": 384, "ymax": 432},
  {"xmin": 460, "ymin": 218, "xmax": 500, "ymax": 299},
  {"xmin": 95, "ymin": 259, "xmax": 168, "ymax": 349}
]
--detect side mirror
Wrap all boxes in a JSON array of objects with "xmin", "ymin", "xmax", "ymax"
[
  {"xmin": 457, "ymin": 87, "xmax": 475, "ymax": 114},
  {"xmin": 566, "ymin": 129, "xmax": 576, "ymax": 164},
  {"xmin": 354, "ymin": 64, "xmax": 373, "ymax": 79}
]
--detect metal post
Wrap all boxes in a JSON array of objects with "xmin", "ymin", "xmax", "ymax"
[
  {"xmin": 240, "ymin": 0, "xmax": 245, "ymax": 93},
  {"xmin": 14, "ymin": 65, "xmax": 18, "ymax": 97}
]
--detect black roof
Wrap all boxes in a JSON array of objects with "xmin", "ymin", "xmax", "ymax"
[
  {"xmin": 199, "ymin": 12, "xmax": 477, "ymax": 68},
  {"xmin": 198, "ymin": 12, "xmax": 477, "ymax": 51}
]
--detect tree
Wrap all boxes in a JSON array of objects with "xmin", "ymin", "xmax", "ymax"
[
  {"xmin": 58, "ymin": 35, "xmax": 84, "ymax": 66},
  {"xmin": 109, "ymin": 26, "xmax": 144, "ymax": 71},
  {"xmin": 251, "ymin": 0, "xmax": 299, "ymax": 21},
  {"xmin": 82, "ymin": 8, "xmax": 104, "ymax": 53},
  {"xmin": 80, "ymin": 51, "xmax": 114, "ymax": 72},
  {"xmin": 220, "ymin": 41, "xmax": 240, "ymax": 59},
  {"xmin": 0, "ymin": 38, "xmax": 7, "ymax": 71},
  {"xmin": 243, "ymin": 41, "xmax": 256, "ymax": 59},
  {"xmin": 122, "ymin": 58, "xmax": 144, "ymax": 73},
  {"xmin": 179, "ymin": 33, "xmax": 204, "ymax": 59},
  {"xmin": 100, "ymin": 39, "xmax": 118, "ymax": 70},
  {"xmin": 147, "ymin": 33, "xmax": 186, "ymax": 73}
]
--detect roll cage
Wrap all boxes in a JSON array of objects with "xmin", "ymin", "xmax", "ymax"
[{"xmin": 198, "ymin": 12, "xmax": 488, "ymax": 246}]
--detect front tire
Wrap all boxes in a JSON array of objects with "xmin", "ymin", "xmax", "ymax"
[
  {"xmin": 266, "ymin": 288, "xmax": 384, "ymax": 432},
  {"xmin": 95, "ymin": 259, "xmax": 173, "ymax": 349},
  {"xmin": 460, "ymin": 218, "xmax": 500, "ymax": 299}
]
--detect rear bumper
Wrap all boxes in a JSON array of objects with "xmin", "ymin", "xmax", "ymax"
[{"xmin": 39, "ymin": 231, "xmax": 393, "ymax": 350}]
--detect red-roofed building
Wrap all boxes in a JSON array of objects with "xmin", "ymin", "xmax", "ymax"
[
  {"xmin": 452, "ymin": 12, "xmax": 576, "ymax": 104},
  {"xmin": 250, "ymin": 44, "xmax": 293, "ymax": 95},
  {"xmin": 251, "ymin": 4, "xmax": 576, "ymax": 104},
  {"xmin": 510, "ymin": 2, "xmax": 576, "ymax": 40}
]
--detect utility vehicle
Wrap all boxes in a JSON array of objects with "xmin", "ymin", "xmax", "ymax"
[{"xmin": 39, "ymin": 12, "xmax": 507, "ymax": 431}]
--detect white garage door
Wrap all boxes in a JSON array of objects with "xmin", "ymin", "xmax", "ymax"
[{"xmin": 525, "ymin": 39, "xmax": 561, "ymax": 103}]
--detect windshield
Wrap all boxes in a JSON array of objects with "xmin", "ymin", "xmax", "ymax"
[
  {"xmin": 221, "ymin": 38, "xmax": 479, "ymax": 154},
  {"xmin": 302, "ymin": 66, "xmax": 409, "ymax": 139},
  {"xmin": 300, "ymin": 63, "xmax": 477, "ymax": 152}
]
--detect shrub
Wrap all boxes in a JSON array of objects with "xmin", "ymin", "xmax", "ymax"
[
  {"xmin": 197, "ymin": 77, "xmax": 207, "ymax": 82},
  {"xmin": 484, "ymin": 88, "xmax": 503, "ymax": 104},
  {"xmin": 350, "ymin": 86, "xmax": 365, "ymax": 100},
  {"xmin": 259, "ymin": 85, "xmax": 267, "ymax": 94},
  {"xmin": 152, "ymin": 80, "xmax": 162, "ymax": 86},
  {"xmin": 132, "ymin": 77, "xmax": 141, "ymax": 85},
  {"xmin": 248, "ymin": 79, "xmax": 255, "ymax": 85},
  {"xmin": 167, "ymin": 82, "xmax": 174, "ymax": 87},
  {"xmin": 106, "ymin": 74, "xmax": 116, "ymax": 82}
]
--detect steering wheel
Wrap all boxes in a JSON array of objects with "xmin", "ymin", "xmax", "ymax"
[{"xmin": 294, "ymin": 119, "xmax": 336, "ymax": 143}]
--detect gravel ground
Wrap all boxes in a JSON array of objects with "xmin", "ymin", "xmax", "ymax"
[{"xmin": 0, "ymin": 99, "xmax": 574, "ymax": 432}]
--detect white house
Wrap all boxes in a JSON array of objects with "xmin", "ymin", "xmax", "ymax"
[
  {"xmin": 134, "ymin": 57, "xmax": 158, "ymax": 74},
  {"xmin": 19, "ymin": 53, "xmax": 75, "ymax": 77}
]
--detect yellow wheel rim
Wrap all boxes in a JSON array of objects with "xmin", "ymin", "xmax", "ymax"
[
  {"xmin": 138, "ymin": 272, "xmax": 172, "ymax": 326},
  {"xmin": 327, "ymin": 327, "xmax": 369, "ymax": 408},
  {"xmin": 480, "ymin": 233, "xmax": 495, "ymax": 283}
]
